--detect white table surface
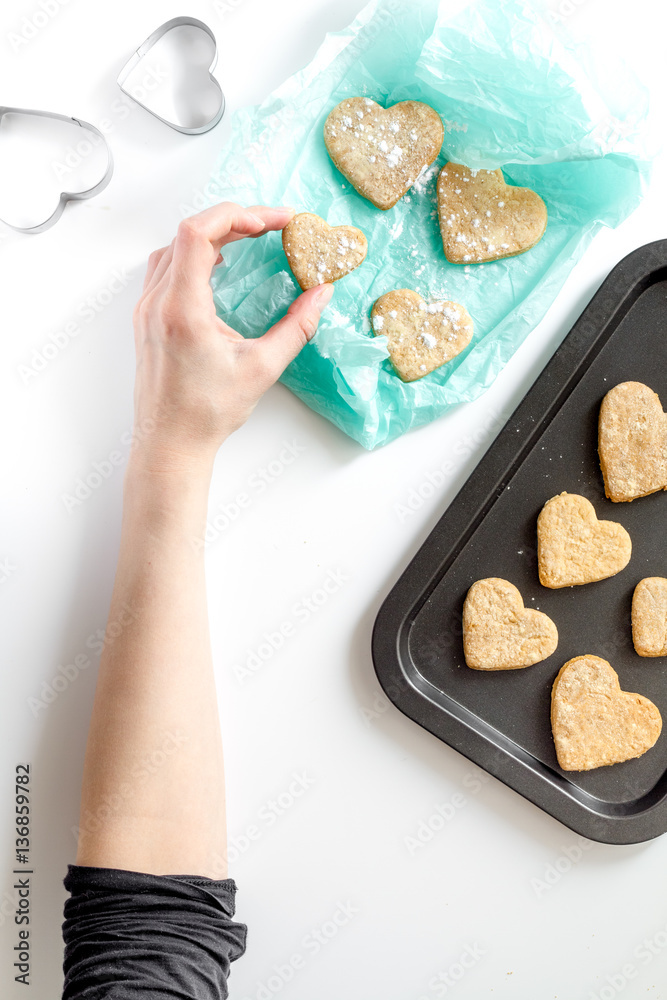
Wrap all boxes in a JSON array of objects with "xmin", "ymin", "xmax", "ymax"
[{"xmin": 2, "ymin": 1, "xmax": 667, "ymax": 997}]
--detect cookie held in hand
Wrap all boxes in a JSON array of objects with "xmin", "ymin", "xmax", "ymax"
[
  {"xmin": 437, "ymin": 163, "xmax": 547, "ymax": 263},
  {"xmin": 324, "ymin": 97, "xmax": 444, "ymax": 210},
  {"xmin": 537, "ymin": 492, "xmax": 631, "ymax": 589},
  {"xmin": 551, "ymin": 655, "xmax": 662, "ymax": 771},
  {"xmin": 371, "ymin": 289, "xmax": 473, "ymax": 382},
  {"xmin": 462, "ymin": 578, "xmax": 558, "ymax": 670},
  {"xmin": 282, "ymin": 212, "xmax": 367, "ymax": 291},
  {"xmin": 598, "ymin": 381, "xmax": 667, "ymax": 502},
  {"xmin": 632, "ymin": 577, "xmax": 667, "ymax": 657}
]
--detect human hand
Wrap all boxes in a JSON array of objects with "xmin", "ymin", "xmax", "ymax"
[{"xmin": 131, "ymin": 202, "xmax": 333, "ymax": 472}]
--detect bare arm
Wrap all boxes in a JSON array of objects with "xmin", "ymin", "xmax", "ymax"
[{"xmin": 74, "ymin": 203, "xmax": 333, "ymax": 878}]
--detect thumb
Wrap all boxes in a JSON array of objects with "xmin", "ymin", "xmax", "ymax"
[{"xmin": 253, "ymin": 283, "xmax": 334, "ymax": 382}]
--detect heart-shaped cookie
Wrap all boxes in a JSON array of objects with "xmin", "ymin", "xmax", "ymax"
[
  {"xmin": 537, "ymin": 493, "xmax": 631, "ymax": 589},
  {"xmin": 323, "ymin": 98, "xmax": 444, "ymax": 210},
  {"xmin": 551, "ymin": 655, "xmax": 662, "ymax": 771},
  {"xmin": 437, "ymin": 163, "xmax": 547, "ymax": 264},
  {"xmin": 282, "ymin": 212, "xmax": 367, "ymax": 291},
  {"xmin": 632, "ymin": 577, "xmax": 667, "ymax": 657},
  {"xmin": 463, "ymin": 578, "xmax": 558, "ymax": 670},
  {"xmin": 598, "ymin": 381, "xmax": 667, "ymax": 502},
  {"xmin": 371, "ymin": 289, "xmax": 473, "ymax": 382}
]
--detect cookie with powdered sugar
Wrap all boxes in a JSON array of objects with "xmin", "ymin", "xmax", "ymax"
[
  {"xmin": 324, "ymin": 98, "xmax": 444, "ymax": 210},
  {"xmin": 282, "ymin": 212, "xmax": 367, "ymax": 291},
  {"xmin": 370, "ymin": 288, "xmax": 473, "ymax": 382},
  {"xmin": 437, "ymin": 163, "xmax": 547, "ymax": 263}
]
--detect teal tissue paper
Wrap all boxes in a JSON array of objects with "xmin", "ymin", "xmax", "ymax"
[{"xmin": 209, "ymin": 0, "xmax": 651, "ymax": 449}]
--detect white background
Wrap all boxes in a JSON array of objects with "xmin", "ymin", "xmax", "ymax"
[{"xmin": 1, "ymin": 0, "xmax": 667, "ymax": 997}]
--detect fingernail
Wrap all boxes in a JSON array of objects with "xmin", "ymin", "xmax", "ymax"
[
  {"xmin": 279, "ymin": 206, "xmax": 296, "ymax": 215},
  {"xmin": 248, "ymin": 212, "xmax": 266, "ymax": 228},
  {"xmin": 314, "ymin": 282, "xmax": 334, "ymax": 309}
]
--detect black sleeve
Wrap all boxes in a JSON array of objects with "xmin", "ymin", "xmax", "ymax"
[{"xmin": 61, "ymin": 864, "xmax": 247, "ymax": 999}]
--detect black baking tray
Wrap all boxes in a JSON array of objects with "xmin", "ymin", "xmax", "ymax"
[{"xmin": 372, "ymin": 239, "xmax": 667, "ymax": 845}]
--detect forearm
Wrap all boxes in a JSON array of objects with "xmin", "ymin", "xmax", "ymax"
[
  {"xmin": 73, "ymin": 202, "xmax": 326, "ymax": 880},
  {"xmin": 75, "ymin": 449, "xmax": 227, "ymax": 878}
]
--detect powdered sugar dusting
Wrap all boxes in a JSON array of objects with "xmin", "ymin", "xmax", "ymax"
[
  {"xmin": 325, "ymin": 97, "xmax": 439, "ymax": 192},
  {"xmin": 438, "ymin": 164, "xmax": 530, "ymax": 262}
]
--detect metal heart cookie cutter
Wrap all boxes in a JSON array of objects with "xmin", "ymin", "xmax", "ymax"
[
  {"xmin": 117, "ymin": 17, "xmax": 225, "ymax": 134},
  {"xmin": 0, "ymin": 107, "xmax": 113, "ymax": 235}
]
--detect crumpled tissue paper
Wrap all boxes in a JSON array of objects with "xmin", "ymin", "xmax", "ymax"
[{"xmin": 209, "ymin": 0, "xmax": 651, "ymax": 449}]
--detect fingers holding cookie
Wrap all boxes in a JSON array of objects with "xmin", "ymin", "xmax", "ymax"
[
  {"xmin": 171, "ymin": 203, "xmax": 294, "ymax": 299},
  {"xmin": 282, "ymin": 212, "xmax": 367, "ymax": 291},
  {"xmin": 252, "ymin": 282, "xmax": 335, "ymax": 386}
]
